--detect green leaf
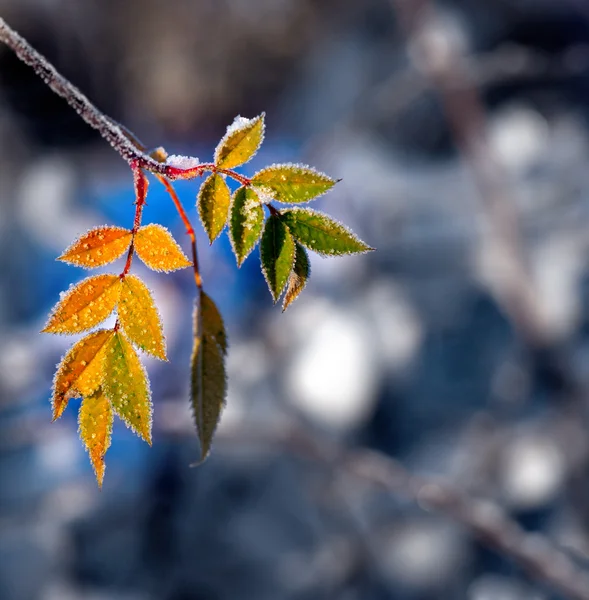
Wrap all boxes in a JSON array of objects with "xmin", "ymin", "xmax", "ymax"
[
  {"xmin": 191, "ymin": 290, "xmax": 228, "ymax": 463},
  {"xmin": 197, "ymin": 173, "xmax": 231, "ymax": 243},
  {"xmin": 281, "ymin": 208, "xmax": 373, "ymax": 256},
  {"xmin": 260, "ymin": 214, "xmax": 296, "ymax": 302},
  {"xmin": 251, "ymin": 163, "xmax": 336, "ymax": 204},
  {"xmin": 214, "ymin": 114, "xmax": 265, "ymax": 169},
  {"xmin": 283, "ymin": 243, "xmax": 310, "ymax": 312},
  {"xmin": 103, "ymin": 331, "xmax": 152, "ymax": 444},
  {"xmin": 229, "ymin": 186, "xmax": 264, "ymax": 266}
]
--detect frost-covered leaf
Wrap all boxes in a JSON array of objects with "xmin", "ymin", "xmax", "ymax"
[
  {"xmin": 214, "ymin": 114, "xmax": 265, "ymax": 169},
  {"xmin": 58, "ymin": 226, "xmax": 132, "ymax": 268},
  {"xmin": 118, "ymin": 274, "xmax": 166, "ymax": 360},
  {"xmin": 229, "ymin": 186, "xmax": 264, "ymax": 266},
  {"xmin": 43, "ymin": 274, "xmax": 121, "ymax": 334},
  {"xmin": 260, "ymin": 214, "xmax": 296, "ymax": 302},
  {"xmin": 103, "ymin": 331, "xmax": 152, "ymax": 444},
  {"xmin": 134, "ymin": 223, "xmax": 192, "ymax": 272},
  {"xmin": 79, "ymin": 387, "xmax": 113, "ymax": 487},
  {"xmin": 251, "ymin": 164, "xmax": 336, "ymax": 204},
  {"xmin": 201, "ymin": 291, "xmax": 228, "ymax": 355},
  {"xmin": 51, "ymin": 329, "xmax": 114, "ymax": 420},
  {"xmin": 281, "ymin": 208, "xmax": 373, "ymax": 256},
  {"xmin": 197, "ymin": 174, "xmax": 231, "ymax": 243},
  {"xmin": 283, "ymin": 243, "xmax": 310, "ymax": 312},
  {"xmin": 191, "ymin": 290, "xmax": 227, "ymax": 463}
]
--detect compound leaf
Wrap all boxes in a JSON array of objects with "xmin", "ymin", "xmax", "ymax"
[
  {"xmin": 43, "ymin": 274, "xmax": 121, "ymax": 334},
  {"xmin": 251, "ymin": 164, "xmax": 336, "ymax": 204},
  {"xmin": 58, "ymin": 226, "xmax": 132, "ymax": 268},
  {"xmin": 191, "ymin": 290, "xmax": 227, "ymax": 463},
  {"xmin": 134, "ymin": 223, "xmax": 192, "ymax": 272},
  {"xmin": 103, "ymin": 331, "xmax": 152, "ymax": 444},
  {"xmin": 229, "ymin": 186, "xmax": 264, "ymax": 266},
  {"xmin": 197, "ymin": 173, "xmax": 231, "ymax": 243},
  {"xmin": 118, "ymin": 274, "xmax": 166, "ymax": 360},
  {"xmin": 260, "ymin": 214, "xmax": 296, "ymax": 302},
  {"xmin": 281, "ymin": 208, "xmax": 373, "ymax": 256},
  {"xmin": 214, "ymin": 114, "xmax": 265, "ymax": 169},
  {"xmin": 283, "ymin": 243, "xmax": 310, "ymax": 312},
  {"xmin": 78, "ymin": 387, "xmax": 113, "ymax": 487},
  {"xmin": 51, "ymin": 329, "xmax": 114, "ymax": 420}
]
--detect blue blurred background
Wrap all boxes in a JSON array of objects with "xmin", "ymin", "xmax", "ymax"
[{"xmin": 3, "ymin": 0, "xmax": 589, "ymax": 598}]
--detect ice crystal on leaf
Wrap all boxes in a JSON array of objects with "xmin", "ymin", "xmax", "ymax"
[
  {"xmin": 260, "ymin": 214, "xmax": 296, "ymax": 303},
  {"xmin": 214, "ymin": 114, "xmax": 265, "ymax": 169},
  {"xmin": 197, "ymin": 173, "xmax": 231, "ymax": 244}
]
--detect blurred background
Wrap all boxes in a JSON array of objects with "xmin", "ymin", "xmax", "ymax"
[{"xmin": 3, "ymin": 0, "xmax": 589, "ymax": 598}]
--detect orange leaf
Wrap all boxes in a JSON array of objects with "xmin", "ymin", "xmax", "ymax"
[
  {"xmin": 118, "ymin": 274, "xmax": 166, "ymax": 360},
  {"xmin": 103, "ymin": 331, "xmax": 152, "ymax": 444},
  {"xmin": 52, "ymin": 329, "xmax": 114, "ymax": 420},
  {"xmin": 58, "ymin": 226, "xmax": 132, "ymax": 268},
  {"xmin": 78, "ymin": 387, "xmax": 113, "ymax": 487},
  {"xmin": 134, "ymin": 224, "xmax": 192, "ymax": 272},
  {"xmin": 43, "ymin": 274, "xmax": 121, "ymax": 334}
]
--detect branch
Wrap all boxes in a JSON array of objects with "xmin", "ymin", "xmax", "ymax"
[
  {"xmin": 0, "ymin": 17, "xmax": 183, "ymax": 178},
  {"xmin": 214, "ymin": 420, "xmax": 589, "ymax": 600}
]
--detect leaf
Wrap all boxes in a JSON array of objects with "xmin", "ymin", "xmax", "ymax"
[
  {"xmin": 51, "ymin": 329, "xmax": 114, "ymax": 420},
  {"xmin": 229, "ymin": 186, "xmax": 264, "ymax": 266},
  {"xmin": 281, "ymin": 208, "xmax": 373, "ymax": 256},
  {"xmin": 251, "ymin": 164, "xmax": 336, "ymax": 204},
  {"xmin": 191, "ymin": 290, "xmax": 227, "ymax": 463},
  {"xmin": 283, "ymin": 243, "xmax": 310, "ymax": 312},
  {"xmin": 43, "ymin": 274, "xmax": 121, "ymax": 334},
  {"xmin": 201, "ymin": 291, "xmax": 228, "ymax": 355},
  {"xmin": 197, "ymin": 173, "xmax": 231, "ymax": 243},
  {"xmin": 214, "ymin": 114, "xmax": 265, "ymax": 169},
  {"xmin": 103, "ymin": 331, "xmax": 152, "ymax": 444},
  {"xmin": 78, "ymin": 387, "xmax": 113, "ymax": 487},
  {"xmin": 58, "ymin": 226, "xmax": 132, "ymax": 268},
  {"xmin": 134, "ymin": 223, "xmax": 192, "ymax": 272},
  {"xmin": 118, "ymin": 275, "xmax": 166, "ymax": 360},
  {"xmin": 260, "ymin": 214, "xmax": 296, "ymax": 302}
]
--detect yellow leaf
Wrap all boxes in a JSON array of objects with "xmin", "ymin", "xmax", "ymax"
[
  {"xmin": 118, "ymin": 274, "xmax": 166, "ymax": 360},
  {"xmin": 197, "ymin": 174, "xmax": 231, "ymax": 244},
  {"xmin": 78, "ymin": 387, "xmax": 113, "ymax": 487},
  {"xmin": 52, "ymin": 329, "xmax": 114, "ymax": 420},
  {"xmin": 103, "ymin": 331, "xmax": 152, "ymax": 444},
  {"xmin": 191, "ymin": 290, "xmax": 228, "ymax": 463},
  {"xmin": 134, "ymin": 224, "xmax": 192, "ymax": 272},
  {"xmin": 43, "ymin": 274, "xmax": 121, "ymax": 334},
  {"xmin": 214, "ymin": 114, "xmax": 265, "ymax": 169},
  {"xmin": 58, "ymin": 226, "xmax": 132, "ymax": 268}
]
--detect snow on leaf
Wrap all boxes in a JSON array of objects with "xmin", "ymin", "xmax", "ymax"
[
  {"xmin": 214, "ymin": 114, "xmax": 265, "ymax": 169},
  {"xmin": 191, "ymin": 290, "xmax": 227, "ymax": 464},
  {"xmin": 283, "ymin": 243, "xmax": 310, "ymax": 312},
  {"xmin": 251, "ymin": 163, "xmax": 336, "ymax": 204},
  {"xmin": 78, "ymin": 387, "xmax": 113, "ymax": 487},
  {"xmin": 229, "ymin": 186, "xmax": 264, "ymax": 267},
  {"xmin": 281, "ymin": 208, "xmax": 374, "ymax": 256},
  {"xmin": 134, "ymin": 223, "xmax": 192, "ymax": 272},
  {"xmin": 197, "ymin": 173, "xmax": 231, "ymax": 244},
  {"xmin": 58, "ymin": 226, "xmax": 132, "ymax": 269},
  {"xmin": 43, "ymin": 274, "xmax": 121, "ymax": 334},
  {"xmin": 166, "ymin": 154, "xmax": 200, "ymax": 169},
  {"xmin": 118, "ymin": 274, "xmax": 166, "ymax": 360},
  {"xmin": 260, "ymin": 214, "xmax": 296, "ymax": 303},
  {"xmin": 103, "ymin": 331, "xmax": 152, "ymax": 444},
  {"xmin": 51, "ymin": 329, "xmax": 114, "ymax": 420}
]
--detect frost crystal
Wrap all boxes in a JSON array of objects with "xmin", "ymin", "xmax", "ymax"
[
  {"xmin": 226, "ymin": 115, "xmax": 253, "ymax": 136},
  {"xmin": 166, "ymin": 155, "xmax": 200, "ymax": 169}
]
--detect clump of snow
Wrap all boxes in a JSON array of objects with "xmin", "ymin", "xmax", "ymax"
[
  {"xmin": 166, "ymin": 155, "xmax": 200, "ymax": 169},
  {"xmin": 226, "ymin": 115, "xmax": 254, "ymax": 136}
]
